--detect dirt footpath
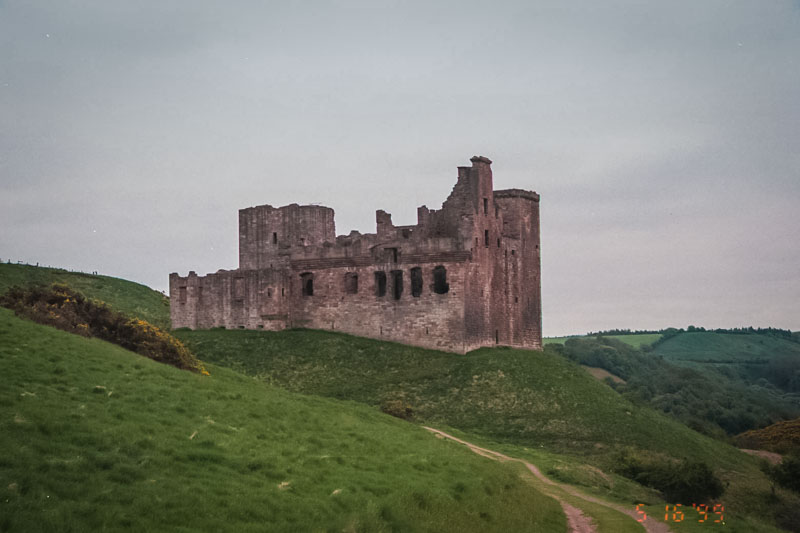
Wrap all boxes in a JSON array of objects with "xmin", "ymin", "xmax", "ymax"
[{"xmin": 424, "ymin": 426, "xmax": 671, "ymax": 533}]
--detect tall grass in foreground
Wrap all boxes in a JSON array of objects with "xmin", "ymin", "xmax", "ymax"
[{"xmin": 0, "ymin": 308, "xmax": 565, "ymax": 532}]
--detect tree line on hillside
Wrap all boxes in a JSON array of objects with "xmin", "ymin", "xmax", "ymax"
[
  {"xmin": 589, "ymin": 326, "xmax": 799, "ymax": 343},
  {"xmin": 548, "ymin": 337, "xmax": 800, "ymax": 437}
]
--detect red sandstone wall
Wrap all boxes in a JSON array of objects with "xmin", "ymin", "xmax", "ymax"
[
  {"xmin": 289, "ymin": 261, "xmax": 468, "ymax": 352},
  {"xmin": 239, "ymin": 204, "xmax": 335, "ymax": 270},
  {"xmin": 495, "ymin": 191, "xmax": 542, "ymax": 349},
  {"xmin": 170, "ymin": 269, "xmax": 291, "ymax": 331}
]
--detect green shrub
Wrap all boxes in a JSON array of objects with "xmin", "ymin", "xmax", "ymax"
[
  {"xmin": 615, "ymin": 450, "xmax": 724, "ymax": 503},
  {"xmin": 380, "ymin": 393, "xmax": 414, "ymax": 420},
  {"xmin": 764, "ymin": 454, "xmax": 800, "ymax": 494},
  {"xmin": 1, "ymin": 283, "xmax": 206, "ymax": 373}
]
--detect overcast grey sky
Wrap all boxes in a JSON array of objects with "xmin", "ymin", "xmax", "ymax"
[{"xmin": 1, "ymin": 1, "xmax": 798, "ymax": 336}]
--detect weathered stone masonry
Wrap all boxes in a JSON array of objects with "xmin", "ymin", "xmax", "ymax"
[{"xmin": 170, "ymin": 156, "xmax": 542, "ymax": 353}]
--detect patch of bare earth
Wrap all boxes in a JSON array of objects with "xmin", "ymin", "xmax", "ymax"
[
  {"xmin": 581, "ymin": 365, "xmax": 626, "ymax": 384},
  {"xmin": 424, "ymin": 427, "xmax": 671, "ymax": 533},
  {"xmin": 740, "ymin": 449, "xmax": 782, "ymax": 465}
]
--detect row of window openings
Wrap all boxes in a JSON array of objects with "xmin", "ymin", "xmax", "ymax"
[
  {"xmin": 179, "ymin": 276, "xmax": 526, "ymax": 305},
  {"xmin": 301, "ymin": 266, "xmax": 449, "ymax": 299}
]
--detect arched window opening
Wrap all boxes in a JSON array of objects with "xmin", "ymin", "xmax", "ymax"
[
  {"xmin": 391, "ymin": 270, "xmax": 403, "ymax": 300},
  {"xmin": 374, "ymin": 271, "xmax": 387, "ymax": 297},
  {"xmin": 300, "ymin": 272, "xmax": 314, "ymax": 297},
  {"xmin": 433, "ymin": 266, "xmax": 449, "ymax": 294},
  {"xmin": 344, "ymin": 272, "xmax": 358, "ymax": 294},
  {"xmin": 410, "ymin": 267, "xmax": 423, "ymax": 297}
]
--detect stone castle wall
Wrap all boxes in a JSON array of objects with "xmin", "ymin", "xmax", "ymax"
[{"xmin": 170, "ymin": 156, "xmax": 542, "ymax": 354}]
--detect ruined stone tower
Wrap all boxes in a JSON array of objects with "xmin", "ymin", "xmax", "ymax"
[{"xmin": 169, "ymin": 156, "xmax": 542, "ymax": 353}]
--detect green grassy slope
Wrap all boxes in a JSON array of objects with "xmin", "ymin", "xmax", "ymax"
[
  {"xmin": 545, "ymin": 333, "xmax": 662, "ymax": 348},
  {"xmin": 0, "ymin": 308, "xmax": 566, "ymax": 533},
  {"xmin": 174, "ymin": 328, "xmax": 745, "ymax": 466},
  {"xmin": 654, "ymin": 331, "xmax": 800, "ymax": 364},
  {"xmin": 0, "ymin": 264, "xmax": 170, "ymax": 329},
  {"xmin": 175, "ymin": 328, "xmax": 794, "ymax": 532}
]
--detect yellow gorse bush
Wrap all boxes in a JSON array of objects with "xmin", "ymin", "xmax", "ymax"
[{"xmin": 1, "ymin": 283, "xmax": 208, "ymax": 374}]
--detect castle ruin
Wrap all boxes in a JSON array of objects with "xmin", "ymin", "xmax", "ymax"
[{"xmin": 169, "ymin": 156, "xmax": 541, "ymax": 353}]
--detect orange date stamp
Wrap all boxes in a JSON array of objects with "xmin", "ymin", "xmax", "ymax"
[{"xmin": 635, "ymin": 503, "xmax": 725, "ymax": 524}]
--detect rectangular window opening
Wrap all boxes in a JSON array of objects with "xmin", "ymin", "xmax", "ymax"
[
  {"xmin": 300, "ymin": 273, "xmax": 314, "ymax": 297},
  {"xmin": 272, "ymin": 232, "xmax": 277, "ymax": 244},
  {"xmin": 484, "ymin": 229, "xmax": 489, "ymax": 247},
  {"xmin": 345, "ymin": 272, "xmax": 358, "ymax": 294},
  {"xmin": 410, "ymin": 267, "xmax": 423, "ymax": 297},
  {"xmin": 483, "ymin": 198, "xmax": 488, "ymax": 215},
  {"xmin": 391, "ymin": 270, "xmax": 403, "ymax": 300},
  {"xmin": 432, "ymin": 266, "xmax": 449, "ymax": 294},
  {"xmin": 375, "ymin": 271, "xmax": 387, "ymax": 297}
]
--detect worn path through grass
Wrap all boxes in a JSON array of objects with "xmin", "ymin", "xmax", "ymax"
[{"xmin": 424, "ymin": 427, "xmax": 660, "ymax": 533}]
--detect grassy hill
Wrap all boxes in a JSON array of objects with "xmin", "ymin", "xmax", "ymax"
[
  {"xmin": 174, "ymin": 327, "xmax": 797, "ymax": 532},
  {"xmin": 173, "ymin": 328, "xmax": 750, "ymax": 466},
  {"xmin": 654, "ymin": 331, "xmax": 800, "ymax": 367},
  {"xmin": 652, "ymin": 331, "xmax": 800, "ymax": 411},
  {"xmin": 0, "ymin": 264, "xmax": 170, "ymax": 329},
  {"xmin": 545, "ymin": 333, "xmax": 662, "ymax": 348},
  {"xmin": 0, "ymin": 307, "xmax": 571, "ymax": 532}
]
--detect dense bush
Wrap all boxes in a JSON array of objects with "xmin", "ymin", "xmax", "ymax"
[
  {"xmin": 380, "ymin": 393, "xmax": 414, "ymax": 420},
  {"xmin": 734, "ymin": 418, "xmax": 800, "ymax": 454},
  {"xmin": 615, "ymin": 450, "xmax": 724, "ymax": 503},
  {"xmin": 763, "ymin": 454, "xmax": 800, "ymax": 494},
  {"xmin": 1, "ymin": 283, "xmax": 206, "ymax": 373}
]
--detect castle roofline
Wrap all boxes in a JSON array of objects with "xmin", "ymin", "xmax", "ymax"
[
  {"xmin": 240, "ymin": 203, "xmax": 334, "ymax": 212},
  {"xmin": 494, "ymin": 188, "xmax": 540, "ymax": 201}
]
